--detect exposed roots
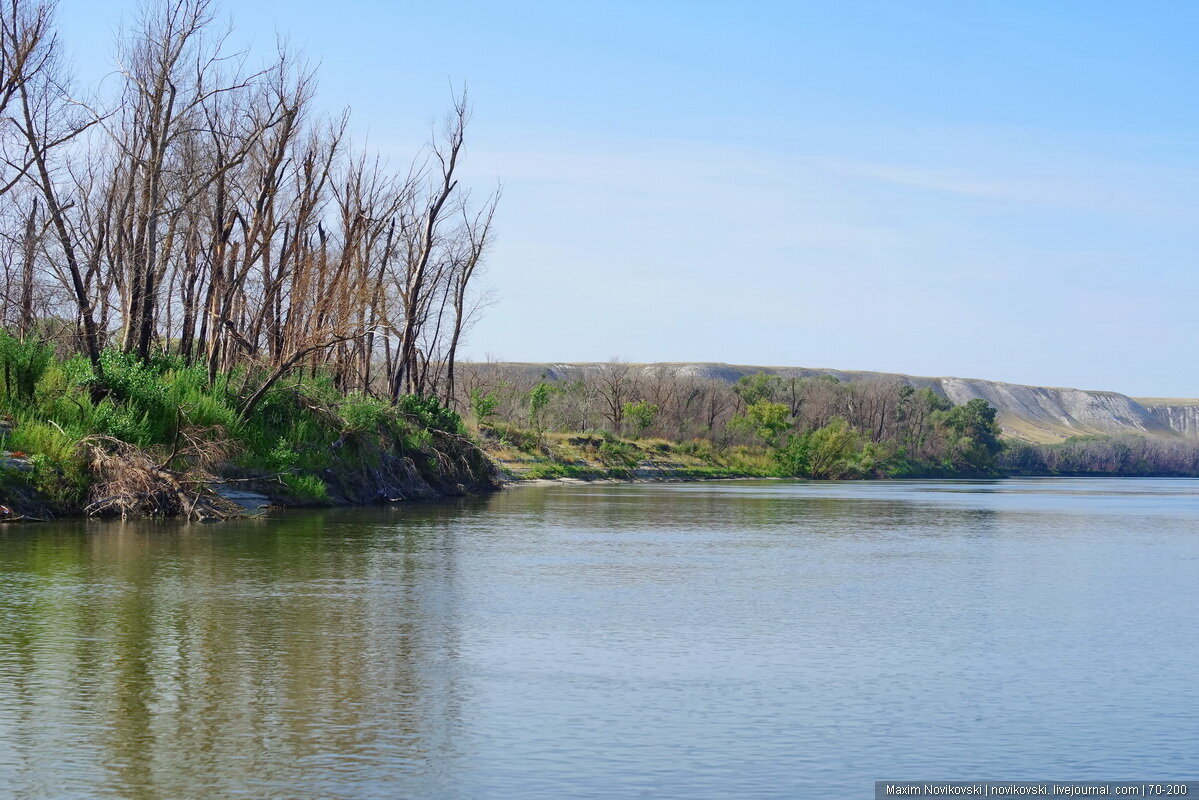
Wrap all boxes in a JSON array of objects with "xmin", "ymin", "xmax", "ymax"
[
  {"xmin": 81, "ymin": 434, "xmax": 243, "ymax": 521},
  {"xmin": 73, "ymin": 414, "xmax": 499, "ymax": 519},
  {"xmin": 315, "ymin": 428, "xmax": 501, "ymax": 505},
  {"xmin": 428, "ymin": 429, "xmax": 504, "ymax": 491}
]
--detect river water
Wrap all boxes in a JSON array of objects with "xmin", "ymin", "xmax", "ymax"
[{"xmin": 0, "ymin": 478, "xmax": 1197, "ymax": 798}]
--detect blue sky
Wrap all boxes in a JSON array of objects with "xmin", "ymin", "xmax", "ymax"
[{"xmin": 58, "ymin": 0, "xmax": 1199, "ymax": 396}]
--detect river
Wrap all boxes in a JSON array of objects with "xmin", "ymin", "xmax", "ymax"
[{"xmin": 1, "ymin": 478, "xmax": 1197, "ymax": 798}]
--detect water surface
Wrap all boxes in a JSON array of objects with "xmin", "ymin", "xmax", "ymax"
[{"xmin": 1, "ymin": 478, "xmax": 1197, "ymax": 798}]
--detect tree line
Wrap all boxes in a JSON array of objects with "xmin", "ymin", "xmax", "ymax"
[
  {"xmin": 455, "ymin": 363, "xmax": 1005, "ymax": 477},
  {"xmin": 1001, "ymin": 435, "xmax": 1199, "ymax": 477},
  {"xmin": 0, "ymin": 0, "xmax": 495, "ymax": 412}
]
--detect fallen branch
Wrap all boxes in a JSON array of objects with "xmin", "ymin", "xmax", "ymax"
[{"xmin": 81, "ymin": 435, "xmax": 243, "ymax": 521}]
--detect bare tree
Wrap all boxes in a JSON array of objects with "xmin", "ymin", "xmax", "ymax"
[
  {"xmin": 389, "ymin": 92, "xmax": 469, "ymax": 401},
  {"xmin": 0, "ymin": 0, "xmax": 495, "ymax": 413},
  {"xmin": 9, "ymin": 0, "xmax": 106, "ymax": 373},
  {"xmin": 593, "ymin": 360, "xmax": 636, "ymax": 433}
]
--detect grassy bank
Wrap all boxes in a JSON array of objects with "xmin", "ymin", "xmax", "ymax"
[
  {"xmin": 479, "ymin": 425, "xmax": 775, "ymax": 481},
  {"xmin": 0, "ymin": 335, "xmax": 497, "ymax": 520},
  {"xmin": 472, "ymin": 391, "xmax": 1007, "ymax": 484},
  {"xmin": 462, "ymin": 372, "xmax": 1008, "ymax": 481}
]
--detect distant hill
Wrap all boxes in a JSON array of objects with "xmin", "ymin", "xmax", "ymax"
[{"xmin": 473, "ymin": 362, "xmax": 1199, "ymax": 444}]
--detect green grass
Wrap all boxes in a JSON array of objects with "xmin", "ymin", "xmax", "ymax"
[
  {"xmin": 479, "ymin": 423, "xmax": 777, "ymax": 482},
  {"xmin": 522, "ymin": 463, "xmax": 598, "ymax": 480},
  {"xmin": 279, "ymin": 474, "xmax": 330, "ymax": 504},
  {"xmin": 0, "ymin": 333, "xmax": 476, "ymax": 515}
]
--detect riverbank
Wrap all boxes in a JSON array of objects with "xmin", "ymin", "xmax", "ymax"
[
  {"xmin": 478, "ymin": 428, "xmax": 775, "ymax": 483},
  {"xmin": 1, "ymin": 423, "xmax": 499, "ymax": 522},
  {"xmin": 6, "ymin": 340, "xmax": 1192, "ymax": 523},
  {"xmin": 0, "ymin": 344, "xmax": 499, "ymax": 521}
]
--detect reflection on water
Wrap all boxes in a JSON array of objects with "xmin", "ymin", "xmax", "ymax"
[
  {"xmin": 0, "ymin": 507, "xmax": 478, "ymax": 799},
  {"xmin": 0, "ymin": 479, "xmax": 1198, "ymax": 798}
]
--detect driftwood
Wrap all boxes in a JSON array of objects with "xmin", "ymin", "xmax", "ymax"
[{"xmin": 81, "ymin": 435, "xmax": 243, "ymax": 521}]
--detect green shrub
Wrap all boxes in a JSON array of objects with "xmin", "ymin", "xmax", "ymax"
[
  {"xmin": 397, "ymin": 425, "xmax": 431, "ymax": 453},
  {"xmin": 180, "ymin": 390, "xmax": 238, "ymax": 430},
  {"xmin": 266, "ymin": 437, "xmax": 301, "ymax": 471},
  {"xmin": 775, "ymin": 418, "xmax": 867, "ymax": 479},
  {"xmin": 8, "ymin": 417, "xmax": 79, "ymax": 465},
  {"xmin": 730, "ymin": 400, "xmax": 791, "ymax": 447},
  {"xmin": 622, "ymin": 400, "xmax": 659, "ymax": 438},
  {"xmin": 0, "ymin": 332, "xmax": 490, "ymax": 512},
  {"xmin": 280, "ymin": 474, "xmax": 329, "ymax": 504},
  {"xmin": 0, "ymin": 333, "xmax": 54, "ymax": 405},
  {"xmin": 523, "ymin": 463, "xmax": 566, "ymax": 479},
  {"xmin": 527, "ymin": 382, "xmax": 554, "ymax": 430},
  {"xmin": 7, "ymin": 420, "xmax": 87, "ymax": 512},
  {"xmin": 469, "ymin": 388, "xmax": 499, "ymax": 422},
  {"xmin": 89, "ymin": 350, "xmax": 176, "ymax": 443},
  {"xmin": 238, "ymin": 386, "xmax": 339, "ymax": 469},
  {"xmin": 340, "ymin": 393, "xmax": 393, "ymax": 432},
  {"xmin": 25, "ymin": 453, "xmax": 87, "ymax": 512},
  {"xmin": 490, "ymin": 422, "xmax": 539, "ymax": 452},
  {"xmin": 598, "ymin": 439, "xmax": 639, "ymax": 469},
  {"xmin": 397, "ymin": 394, "xmax": 464, "ymax": 435},
  {"xmin": 91, "ymin": 401, "xmax": 155, "ymax": 445},
  {"xmin": 675, "ymin": 438, "xmax": 714, "ymax": 459}
]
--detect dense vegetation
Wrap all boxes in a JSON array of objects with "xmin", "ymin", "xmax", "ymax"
[
  {"xmin": 458, "ymin": 365, "xmax": 1005, "ymax": 479},
  {"xmin": 0, "ymin": 332, "xmax": 492, "ymax": 517},
  {"xmin": 0, "ymin": 0, "xmax": 500, "ymax": 517},
  {"xmin": 464, "ymin": 360, "xmax": 1199, "ymax": 480},
  {"xmin": 1001, "ymin": 435, "xmax": 1199, "ymax": 477}
]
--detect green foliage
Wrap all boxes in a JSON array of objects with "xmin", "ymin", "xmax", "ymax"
[
  {"xmin": 239, "ymin": 388, "xmax": 323, "ymax": 468},
  {"xmin": 0, "ymin": 333, "xmax": 53, "ymax": 405},
  {"xmin": 43, "ymin": 349, "xmax": 241, "ymax": 447},
  {"xmin": 463, "ymin": 365, "xmax": 1008, "ymax": 481},
  {"xmin": 339, "ymin": 393, "xmax": 394, "ymax": 433},
  {"xmin": 267, "ymin": 437, "xmax": 301, "ymax": 471},
  {"xmin": 528, "ymin": 382, "xmax": 554, "ymax": 430},
  {"xmin": 522, "ymin": 462, "xmax": 595, "ymax": 480},
  {"xmin": 470, "ymin": 388, "xmax": 500, "ymax": 422},
  {"xmin": 6, "ymin": 419, "xmax": 87, "ymax": 512},
  {"xmin": 597, "ymin": 438, "xmax": 639, "ymax": 469},
  {"xmin": 918, "ymin": 386, "xmax": 952, "ymax": 413},
  {"xmin": 0, "ymin": 329, "xmax": 492, "ymax": 513},
  {"xmin": 98, "ymin": 349, "xmax": 166, "ymax": 401},
  {"xmin": 934, "ymin": 398, "xmax": 1003, "ymax": 474},
  {"xmin": 8, "ymin": 417, "xmax": 78, "ymax": 466},
  {"xmin": 487, "ymin": 421, "xmax": 540, "ymax": 452},
  {"xmin": 396, "ymin": 394, "xmax": 465, "ymax": 435},
  {"xmin": 674, "ymin": 438, "xmax": 714, "ymax": 460},
  {"xmin": 398, "ymin": 425, "xmax": 432, "ymax": 453},
  {"xmin": 622, "ymin": 399, "xmax": 659, "ymax": 438},
  {"xmin": 734, "ymin": 373, "xmax": 783, "ymax": 405},
  {"xmin": 25, "ymin": 452, "xmax": 88, "ymax": 512},
  {"xmin": 91, "ymin": 402, "xmax": 155, "ymax": 445},
  {"xmin": 775, "ymin": 417, "xmax": 868, "ymax": 479},
  {"xmin": 731, "ymin": 400, "xmax": 792, "ymax": 446},
  {"xmin": 279, "ymin": 474, "xmax": 329, "ymax": 504}
]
